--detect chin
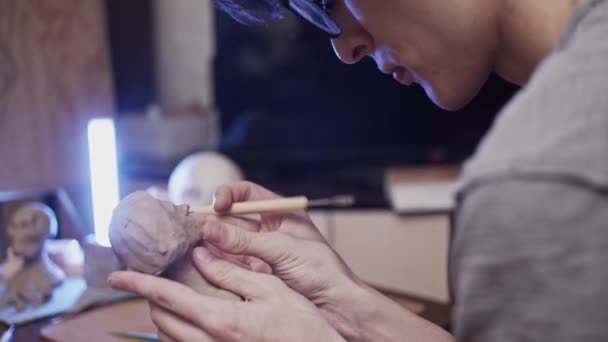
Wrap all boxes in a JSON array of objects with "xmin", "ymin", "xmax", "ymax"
[
  {"xmin": 422, "ymin": 75, "xmax": 488, "ymax": 111},
  {"xmin": 13, "ymin": 245, "xmax": 37, "ymax": 259},
  {"xmin": 19, "ymin": 251, "xmax": 38, "ymax": 260},
  {"xmin": 433, "ymin": 97, "xmax": 471, "ymax": 111},
  {"xmin": 425, "ymin": 86, "xmax": 475, "ymax": 111}
]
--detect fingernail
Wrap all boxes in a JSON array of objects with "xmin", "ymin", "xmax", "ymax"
[{"xmin": 193, "ymin": 247, "xmax": 215, "ymax": 264}]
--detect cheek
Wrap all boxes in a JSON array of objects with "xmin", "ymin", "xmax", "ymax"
[
  {"xmin": 407, "ymin": 36, "xmax": 494, "ymax": 110},
  {"xmin": 343, "ymin": 0, "xmax": 367, "ymax": 21},
  {"xmin": 7, "ymin": 223, "xmax": 23, "ymax": 239}
]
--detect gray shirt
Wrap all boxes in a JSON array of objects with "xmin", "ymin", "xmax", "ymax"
[{"xmin": 451, "ymin": 0, "xmax": 608, "ymax": 341}]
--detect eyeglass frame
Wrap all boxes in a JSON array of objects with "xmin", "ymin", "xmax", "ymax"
[{"xmin": 281, "ymin": 0, "xmax": 342, "ymax": 38}]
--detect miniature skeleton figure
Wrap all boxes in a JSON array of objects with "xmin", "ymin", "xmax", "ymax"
[
  {"xmin": 3, "ymin": 203, "xmax": 65, "ymax": 310},
  {"xmin": 109, "ymin": 191, "xmax": 239, "ymax": 300}
]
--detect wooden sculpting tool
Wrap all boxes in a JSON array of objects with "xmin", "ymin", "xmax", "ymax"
[{"xmin": 192, "ymin": 195, "xmax": 355, "ymax": 215}]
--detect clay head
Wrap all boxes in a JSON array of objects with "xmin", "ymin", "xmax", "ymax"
[
  {"xmin": 168, "ymin": 151, "xmax": 243, "ymax": 206},
  {"xmin": 109, "ymin": 191, "xmax": 200, "ymax": 275},
  {"xmin": 7, "ymin": 203, "xmax": 58, "ymax": 261}
]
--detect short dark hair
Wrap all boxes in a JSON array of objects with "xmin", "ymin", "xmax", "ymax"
[{"xmin": 215, "ymin": 0, "xmax": 286, "ymax": 24}]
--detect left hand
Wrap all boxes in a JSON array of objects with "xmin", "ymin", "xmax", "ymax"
[{"xmin": 108, "ymin": 247, "xmax": 345, "ymax": 342}]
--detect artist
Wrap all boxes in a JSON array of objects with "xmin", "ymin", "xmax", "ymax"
[{"xmin": 108, "ymin": 0, "xmax": 608, "ymax": 340}]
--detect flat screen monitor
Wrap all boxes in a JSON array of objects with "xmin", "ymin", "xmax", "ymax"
[{"xmin": 214, "ymin": 10, "xmax": 520, "ymax": 173}]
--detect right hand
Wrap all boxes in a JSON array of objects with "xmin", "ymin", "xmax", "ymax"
[
  {"xmin": 198, "ymin": 181, "xmax": 367, "ymax": 339},
  {"xmin": 1, "ymin": 247, "xmax": 25, "ymax": 280}
]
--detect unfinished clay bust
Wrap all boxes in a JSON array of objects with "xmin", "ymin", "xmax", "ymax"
[
  {"xmin": 3, "ymin": 203, "xmax": 65, "ymax": 310},
  {"xmin": 109, "ymin": 191, "xmax": 239, "ymax": 300}
]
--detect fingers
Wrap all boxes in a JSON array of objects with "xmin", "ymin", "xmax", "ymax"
[
  {"xmin": 203, "ymin": 244, "xmax": 250, "ymax": 267},
  {"xmin": 193, "ymin": 212, "xmax": 262, "ymax": 233},
  {"xmin": 107, "ymin": 271, "xmax": 235, "ymax": 328},
  {"xmin": 108, "ymin": 271, "xmax": 252, "ymax": 341},
  {"xmin": 201, "ymin": 219, "xmax": 289, "ymax": 264},
  {"xmin": 207, "ymin": 214, "xmax": 262, "ymax": 233},
  {"xmin": 158, "ymin": 332, "xmax": 177, "ymax": 342},
  {"xmin": 149, "ymin": 303, "xmax": 213, "ymax": 342},
  {"xmin": 213, "ymin": 181, "xmax": 280, "ymax": 212},
  {"xmin": 246, "ymin": 256, "xmax": 273, "ymax": 274},
  {"xmin": 202, "ymin": 243, "xmax": 271, "ymax": 274},
  {"xmin": 192, "ymin": 247, "xmax": 273, "ymax": 300}
]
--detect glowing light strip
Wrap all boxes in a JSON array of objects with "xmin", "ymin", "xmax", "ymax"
[{"xmin": 87, "ymin": 118, "xmax": 119, "ymax": 247}]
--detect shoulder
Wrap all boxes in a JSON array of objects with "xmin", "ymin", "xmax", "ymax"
[{"xmin": 451, "ymin": 177, "xmax": 608, "ymax": 341}]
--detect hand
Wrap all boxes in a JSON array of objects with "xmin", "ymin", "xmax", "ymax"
[
  {"xmin": 1, "ymin": 247, "xmax": 25, "ymax": 280},
  {"xmin": 200, "ymin": 181, "xmax": 368, "ymax": 339},
  {"xmin": 204, "ymin": 182, "xmax": 454, "ymax": 342},
  {"xmin": 108, "ymin": 247, "xmax": 345, "ymax": 342}
]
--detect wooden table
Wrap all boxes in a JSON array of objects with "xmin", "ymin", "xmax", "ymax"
[{"xmin": 0, "ymin": 289, "xmax": 450, "ymax": 341}]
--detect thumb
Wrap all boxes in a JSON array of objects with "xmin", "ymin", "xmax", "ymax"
[{"xmin": 201, "ymin": 220, "xmax": 289, "ymax": 265}]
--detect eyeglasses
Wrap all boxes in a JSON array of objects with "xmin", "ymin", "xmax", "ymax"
[{"xmin": 282, "ymin": 0, "xmax": 341, "ymax": 38}]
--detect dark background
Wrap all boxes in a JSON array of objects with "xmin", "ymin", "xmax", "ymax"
[{"xmin": 106, "ymin": 1, "xmax": 519, "ymax": 203}]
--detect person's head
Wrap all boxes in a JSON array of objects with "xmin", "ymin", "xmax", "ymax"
[
  {"xmin": 7, "ymin": 203, "xmax": 58, "ymax": 261},
  {"xmin": 109, "ymin": 191, "xmax": 199, "ymax": 275},
  {"xmin": 217, "ymin": 0, "xmax": 503, "ymax": 110}
]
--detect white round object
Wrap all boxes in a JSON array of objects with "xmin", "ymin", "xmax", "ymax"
[{"xmin": 168, "ymin": 151, "xmax": 244, "ymax": 206}]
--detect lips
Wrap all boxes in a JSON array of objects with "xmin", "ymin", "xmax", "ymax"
[
  {"xmin": 392, "ymin": 67, "xmax": 414, "ymax": 86},
  {"xmin": 377, "ymin": 60, "xmax": 416, "ymax": 86}
]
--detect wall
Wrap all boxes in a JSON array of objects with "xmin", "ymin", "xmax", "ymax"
[
  {"xmin": 0, "ymin": 0, "xmax": 114, "ymax": 234},
  {"xmin": 153, "ymin": 0, "xmax": 215, "ymax": 111}
]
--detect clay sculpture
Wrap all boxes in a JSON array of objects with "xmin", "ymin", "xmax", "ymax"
[
  {"xmin": 109, "ymin": 191, "xmax": 239, "ymax": 300},
  {"xmin": 3, "ymin": 203, "xmax": 65, "ymax": 310}
]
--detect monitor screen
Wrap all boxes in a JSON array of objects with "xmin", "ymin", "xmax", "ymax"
[
  {"xmin": 214, "ymin": 10, "xmax": 520, "ymax": 169},
  {"xmin": 107, "ymin": 3, "xmax": 520, "ymax": 203}
]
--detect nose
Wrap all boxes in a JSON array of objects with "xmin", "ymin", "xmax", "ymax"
[{"xmin": 331, "ymin": 31, "xmax": 373, "ymax": 64}]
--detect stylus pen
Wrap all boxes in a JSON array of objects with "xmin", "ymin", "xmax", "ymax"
[{"xmin": 191, "ymin": 195, "xmax": 355, "ymax": 215}]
